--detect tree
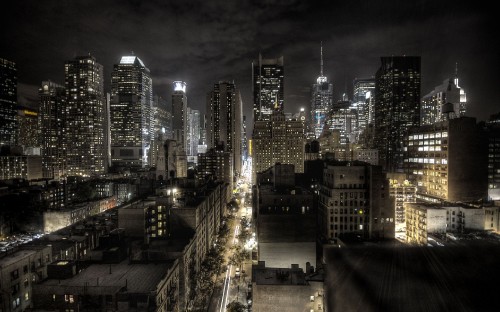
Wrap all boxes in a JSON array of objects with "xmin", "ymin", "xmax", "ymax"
[{"xmin": 226, "ymin": 301, "xmax": 246, "ymax": 312}]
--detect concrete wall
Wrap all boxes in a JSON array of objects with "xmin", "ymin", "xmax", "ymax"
[{"xmin": 258, "ymin": 242, "xmax": 316, "ymax": 270}]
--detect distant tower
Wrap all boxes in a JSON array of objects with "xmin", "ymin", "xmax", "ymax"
[
  {"xmin": 252, "ymin": 55, "xmax": 284, "ymax": 123},
  {"xmin": 374, "ymin": 56, "xmax": 421, "ymax": 172},
  {"xmin": 0, "ymin": 58, "xmax": 17, "ymax": 146},
  {"xmin": 39, "ymin": 81, "xmax": 66, "ymax": 179},
  {"xmin": 352, "ymin": 78, "xmax": 375, "ymax": 132},
  {"xmin": 110, "ymin": 55, "xmax": 153, "ymax": 168},
  {"xmin": 310, "ymin": 42, "xmax": 333, "ymax": 139},
  {"xmin": 207, "ymin": 81, "xmax": 243, "ymax": 176},
  {"xmin": 420, "ymin": 63, "xmax": 467, "ymax": 126},
  {"xmin": 172, "ymin": 81, "xmax": 188, "ymax": 152},
  {"xmin": 64, "ymin": 55, "xmax": 106, "ymax": 177}
]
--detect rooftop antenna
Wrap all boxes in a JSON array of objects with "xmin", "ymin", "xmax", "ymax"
[
  {"xmin": 454, "ymin": 62, "xmax": 459, "ymax": 86},
  {"xmin": 320, "ymin": 41, "xmax": 324, "ymax": 77}
]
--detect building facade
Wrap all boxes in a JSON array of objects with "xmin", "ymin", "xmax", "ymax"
[
  {"xmin": 252, "ymin": 55, "xmax": 284, "ymax": 123},
  {"xmin": 110, "ymin": 56, "xmax": 153, "ymax": 168},
  {"xmin": 206, "ymin": 81, "xmax": 242, "ymax": 176},
  {"xmin": 172, "ymin": 81, "xmax": 188, "ymax": 153},
  {"xmin": 0, "ymin": 58, "xmax": 17, "ymax": 147},
  {"xmin": 352, "ymin": 78, "xmax": 375, "ymax": 133},
  {"xmin": 39, "ymin": 81, "xmax": 66, "ymax": 179},
  {"xmin": 64, "ymin": 55, "xmax": 106, "ymax": 177},
  {"xmin": 374, "ymin": 56, "xmax": 421, "ymax": 172},
  {"xmin": 252, "ymin": 112, "xmax": 305, "ymax": 180},
  {"xmin": 405, "ymin": 117, "xmax": 487, "ymax": 203}
]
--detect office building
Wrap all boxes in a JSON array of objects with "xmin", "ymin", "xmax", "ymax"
[
  {"xmin": 319, "ymin": 162, "xmax": 393, "ymax": 241},
  {"xmin": 311, "ymin": 43, "xmax": 333, "ymax": 139},
  {"xmin": 352, "ymin": 78, "xmax": 375, "ymax": 132},
  {"xmin": 486, "ymin": 113, "xmax": 500, "ymax": 200},
  {"xmin": 172, "ymin": 81, "xmax": 188, "ymax": 152},
  {"xmin": 16, "ymin": 108, "xmax": 39, "ymax": 150},
  {"xmin": 0, "ymin": 58, "xmax": 17, "ymax": 147},
  {"xmin": 405, "ymin": 117, "xmax": 487, "ymax": 203},
  {"xmin": 387, "ymin": 173, "xmax": 416, "ymax": 226},
  {"xmin": 186, "ymin": 107, "xmax": 200, "ymax": 158},
  {"xmin": 206, "ymin": 81, "xmax": 242, "ymax": 176},
  {"xmin": 252, "ymin": 55, "xmax": 284, "ymax": 122},
  {"xmin": 64, "ymin": 55, "xmax": 106, "ymax": 177},
  {"xmin": 252, "ymin": 111, "xmax": 305, "ymax": 181},
  {"xmin": 110, "ymin": 55, "xmax": 153, "ymax": 168},
  {"xmin": 39, "ymin": 81, "xmax": 66, "ymax": 179},
  {"xmin": 150, "ymin": 95, "xmax": 172, "ymax": 168},
  {"xmin": 374, "ymin": 56, "xmax": 421, "ymax": 172},
  {"xmin": 421, "ymin": 70, "xmax": 467, "ymax": 125}
]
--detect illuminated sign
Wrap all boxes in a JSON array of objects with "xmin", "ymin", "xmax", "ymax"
[
  {"xmin": 120, "ymin": 56, "xmax": 136, "ymax": 64},
  {"xmin": 23, "ymin": 110, "xmax": 38, "ymax": 117},
  {"xmin": 173, "ymin": 81, "xmax": 186, "ymax": 93}
]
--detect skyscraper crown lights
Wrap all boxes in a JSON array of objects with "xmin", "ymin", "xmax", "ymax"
[
  {"xmin": 120, "ymin": 56, "xmax": 145, "ymax": 67},
  {"xmin": 174, "ymin": 81, "xmax": 186, "ymax": 93}
]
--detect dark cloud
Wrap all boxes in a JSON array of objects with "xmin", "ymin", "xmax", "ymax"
[{"xmin": 1, "ymin": 0, "xmax": 497, "ymax": 128}]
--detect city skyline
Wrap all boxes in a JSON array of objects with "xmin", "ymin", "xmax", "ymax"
[{"xmin": 1, "ymin": 0, "xmax": 496, "ymax": 128}]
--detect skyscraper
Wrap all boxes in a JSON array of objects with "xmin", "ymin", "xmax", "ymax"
[
  {"xmin": 206, "ymin": 81, "xmax": 243, "ymax": 176},
  {"xmin": 311, "ymin": 43, "xmax": 333, "ymax": 139},
  {"xmin": 172, "ymin": 81, "xmax": 187, "ymax": 152},
  {"xmin": 150, "ymin": 95, "xmax": 171, "ymax": 168},
  {"xmin": 64, "ymin": 55, "xmax": 106, "ymax": 177},
  {"xmin": 375, "ymin": 56, "xmax": 421, "ymax": 172},
  {"xmin": 186, "ymin": 107, "xmax": 200, "ymax": 157},
  {"xmin": 0, "ymin": 58, "xmax": 17, "ymax": 147},
  {"xmin": 252, "ymin": 55, "xmax": 284, "ymax": 123},
  {"xmin": 110, "ymin": 56, "xmax": 153, "ymax": 168},
  {"xmin": 252, "ymin": 111, "xmax": 305, "ymax": 181},
  {"xmin": 352, "ymin": 78, "xmax": 375, "ymax": 132},
  {"xmin": 420, "ymin": 66, "xmax": 467, "ymax": 125},
  {"xmin": 39, "ymin": 81, "xmax": 66, "ymax": 179}
]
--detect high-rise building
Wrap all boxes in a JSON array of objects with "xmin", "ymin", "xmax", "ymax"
[
  {"xmin": 187, "ymin": 107, "xmax": 200, "ymax": 157},
  {"xmin": 319, "ymin": 162, "xmax": 393, "ymax": 241},
  {"xmin": 16, "ymin": 108, "xmax": 39, "ymax": 151},
  {"xmin": 198, "ymin": 114, "xmax": 207, "ymax": 155},
  {"xmin": 311, "ymin": 44, "xmax": 333, "ymax": 139},
  {"xmin": 405, "ymin": 117, "xmax": 487, "ymax": 203},
  {"xmin": 352, "ymin": 78, "xmax": 375, "ymax": 132},
  {"xmin": 242, "ymin": 115, "xmax": 248, "ymax": 160},
  {"xmin": 110, "ymin": 56, "xmax": 153, "ymax": 168},
  {"xmin": 39, "ymin": 81, "xmax": 66, "ymax": 179},
  {"xmin": 172, "ymin": 81, "xmax": 187, "ymax": 152},
  {"xmin": 150, "ymin": 95, "xmax": 171, "ymax": 168},
  {"xmin": 206, "ymin": 81, "xmax": 243, "ymax": 176},
  {"xmin": 485, "ymin": 113, "xmax": 500, "ymax": 200},
  {"xmin": 64, "ymin": 55, "xmax": 106, "ymax": 177},
  {"xmin": 252, "ymin": 111, "xmax": 305, "ymax": 181},
  {"xmin": 0, "ymin": 58, "xmax": 17, "ymax": 146},
  {"xmin": 421, "ymin": 68, "xmax": 467, "ymax": 125},
  {"xmin": 374, "ymin": 56, "xmax": 421, "ymax": 172},
  {"xmin": 252, "ymin": 55, "xmax": 284, "ymax": 123},
  {"xmin": 324, "ymin": 101, "xmax": 358, "ymax": 144}
]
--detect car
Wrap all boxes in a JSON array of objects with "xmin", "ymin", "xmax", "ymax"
[{"xmin": 235, "ymin": 267, "xmax": 240, "ymax": 277}]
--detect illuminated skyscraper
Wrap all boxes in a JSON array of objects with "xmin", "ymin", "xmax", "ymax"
[
  {"xmin": 252, "ymin": 55, "xmax": 284, "ymax": 123},
  {"xmin": 64, "ymin": 55, "xmax": 106, "ymax": 176},
  {"xmin": 187, "ymin": 107, "xmax": 200, "ymax": 157},
  {"xmin": 421, "ymin": 65, "xmax": 467, "ymax": 125},
  {"xmin": 0, "ymin": 58, "xmax": 17, "ymax": 146},
  {"xmin": 172, "ymin": 81, "xmax": 187, "ymax": 152},
  {"xmin": 375, "ymin": 56, "xmax": 421, "ymax": 172},
  {"xmin": 110, "ymin": 56, "xmax": 153, "ymax": 168},
  {"xmin": 39, "ymin": 81, "xmax": 66, "ymax": 179},
  {"xmin": 311, "ymin": 43, "xmax": 333, "ymax": 139},
  {"xmin": 207, "ymin": 81, "xmax": 243, "ymax": 176},
  {"xmin": 352, "ymin": 78, "xmax": 375, "ymax": 131}
]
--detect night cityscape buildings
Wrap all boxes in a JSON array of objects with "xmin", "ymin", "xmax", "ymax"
[
  {"xmin": 0, "ymin": 58, "xmax": 17, "ymax": 147},
  {"xmin": 252, "ymin": 55, "xmax": 284, "ymax": 123},
  {"xmin": 1, "ymin": 2, "xmax": 499, "ymax": 312},
  {"xmin": 310, "ymin": 44, "xmax": 333, "ymax": 139},
  {"xmin": 374, "ymin": 56, "xmax": 421, "ymax": 173},
  {"xmin": 64, "ymin": 55, "xmax": 106, "ymax": 177},
  {"xmin": 110, "ymin": 55, "xmax": 153, "ymax": 169}
]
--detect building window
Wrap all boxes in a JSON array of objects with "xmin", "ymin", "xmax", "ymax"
[
  {"xmin": 24, "ymin": 292, "xmax": 29, "ymax": 301},
  {"xmin": 11, "ymin": 269, "xmax": 19, "ymax": 281}
]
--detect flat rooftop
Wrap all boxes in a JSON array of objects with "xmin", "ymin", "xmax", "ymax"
[
  {"xmin": 40, "ymin": 260, "xmax": 171, "ymax": 293},
  {"xmin": 324, "ymin": 245, "xmax": 500, "ymax": 311},
  {"xmin": 253, "ymin": 264, "xmax": 307, "ymax": 286}
]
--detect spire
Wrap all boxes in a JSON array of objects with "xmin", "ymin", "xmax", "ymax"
[
  {"xmin": 455, "ymin": 61, "xmax": 458, "ymax": 78},
  {"xmin": 320, "ymin": 41, "xmax": 324, "ymax": 77}
]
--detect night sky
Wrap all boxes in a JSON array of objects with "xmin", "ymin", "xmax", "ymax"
[{"xmin": 1, "ymin": 0, "xmax": 497, "ymax": 126}]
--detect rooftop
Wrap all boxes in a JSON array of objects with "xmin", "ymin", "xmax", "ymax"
[{"xmin": 253, "ymin": 262, "xmax": 307, "ymax": 286}]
